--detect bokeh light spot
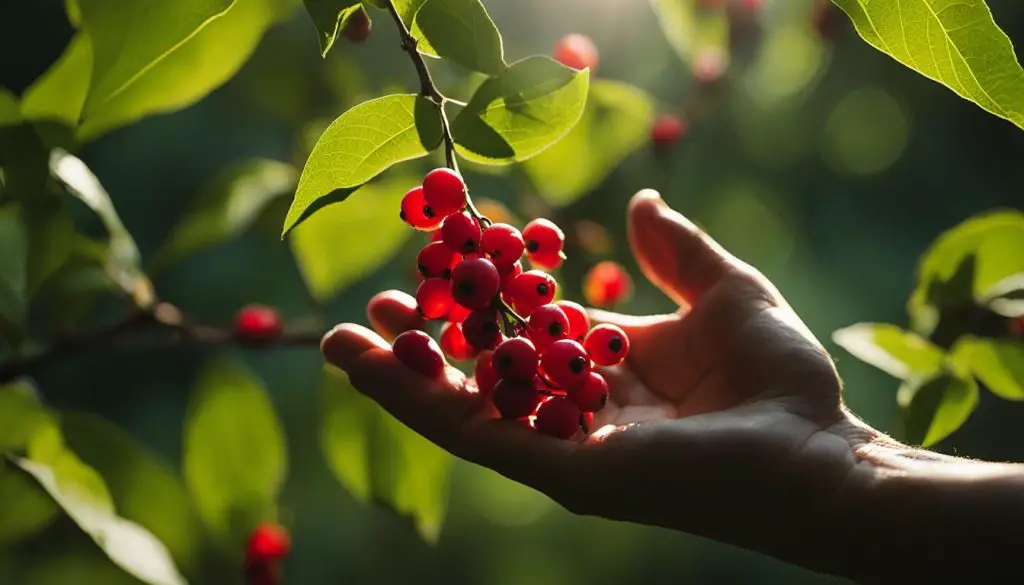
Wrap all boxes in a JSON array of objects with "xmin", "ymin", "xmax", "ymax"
[{"xmin": 824, "ymin": 88, "xmax": 909, "ymax": 176}]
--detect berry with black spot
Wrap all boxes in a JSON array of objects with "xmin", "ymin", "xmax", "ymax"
[
  {"xmin": 474, "ymin": 350, "xmax": 499, "ymax": 397},
  {"xmin": 392, "ymin": 330, "xmax": 446, "ymax": 377},
  {"xmin": 522, "ymin": 219, "xmax": 565, "ymax": 270},
  {"xmin": 440, "ymin": 322, "xmax": 478, "ymax": 361},
  {"xmin": 415, "ymin": 277, "xmax": 454, "ymax": 319},
  {"xmin": 422, "ymin": 168, "xmax": 467, "ymax": 218},
  {"xmin": 400, "ymin": 186, "xmax": 441, "ymax": 231},
  {"xmin": 492, "ymin": 379, "xmax": 542, "ymax": 419},
  {"xmin": 235, "ymin": 305, "xmax": 283, "ymax": 342},
  {"xmin": 556, "ymin": 300, "xmax": 590, "ymax": 342},
  {"xmin": 540, "ymin": 339, "xmax": 591, "ymax": 389},
  {"xmin": 534, "ymin": 396, "xmax": 582, "ymax": 439},
  {"xmin": 451, "ymin": 257, "xmax": 501, "ymax": 310},
  {"xmin": 493, "ymin": 337, "xmax": 539, "ymax": 382},
  {"xmin": 569, "ymin": 371, "xmax": 609, "ymax": 412},
  {"xmin": 480, "ymin": 223, "xmax": 525, "ymax": 269},
  {"xmin": 462, "ymin": 309, "xmax": 502, "ymax": 350},
  {"xmin": 505, "ymin": 270, "xmax": 557, "ymax": 315},
  {"xmin": 417, "ymin": 241, "xmax": 460, "ymax": 279},
  {"xmin": 526, "ymin": 304, "xmax": 570, "ymax": 349},
  {"xmin": 584, "ymin": 323, "xmax": 630, "ymax": 366},
  {"xmin": 440, "ymin": 212, "xmax": 482, "ymax": 254}
]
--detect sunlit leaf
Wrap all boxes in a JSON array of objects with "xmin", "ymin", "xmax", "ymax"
[
  {"xmin": 899, "ymin": 371, "xmax": 978, "ymax": 447},
  {"xmin": 320, "ymin": 367, "xmax": 375, "ymax": 501},
  {"xmin": 302, "ymin": 0, "xmax": 363, "ymax": 56},
  {"xmin": 951, "ymin": 337, "xmax": 1024, "ymax": 400},
  {"xmin": 0, "ymin": 205, "xmax": 29, "ymax": 343},
  {"xmin": 412, "ymin": 0, "xmax": 505, "ymax": 74},
  {"xmin": 284, "ymin": 94, "xmax": 442, "ymax": 235},
  {"xmin": 452, "ymin": 56, "xmax": 588, "ymax": 164},
  {"xmin": 978, "ymin": 271, "xmax": 1024, "ymax": 318},
  {"xmin": 20, "ymin": 34, "xmax": 92, "ymax": 128},
  {"xmin": 0, "ymin": 379, "xmax": 49, "ymax": 453},
  {"xmin": 832, "ymin": 322, "xmax": 945, "ymax": 381}
]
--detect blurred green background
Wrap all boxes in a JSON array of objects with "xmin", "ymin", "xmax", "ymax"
[{"xmin": 2, "ymin": 0, "xmax": 1023, "ymax": 583}]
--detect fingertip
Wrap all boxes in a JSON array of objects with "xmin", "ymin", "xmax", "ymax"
[
  {"xmin": 368, "ymin": 289, "xmax": 425, "ymax": 341},
  {"xmin": 321, "ymin": 323, "xmax": 391, "ymax": 372}
]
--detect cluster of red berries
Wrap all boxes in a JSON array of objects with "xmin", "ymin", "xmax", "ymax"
[
  {"xmin": 245, "ymin": 523, "xmax": 290, "ymax": 585},
  {"xmin": 395, "ymin": 168, "xmax": 631, "ymax": 439}
]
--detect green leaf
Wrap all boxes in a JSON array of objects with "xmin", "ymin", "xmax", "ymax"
[
  {"xmin": 284, "ymin": 94, "xmax": 442, "ymax": 235},
  {"xmin": 152, "ymin": 159, "xmax": 297, "ymax": 274},
  {"xmin": 321, "ymin": 367, "xmax": 376, "ymax": 502},
  {"xmin": 951, "ymin": 337, "xmax": 1024, "ymax": 400},
  {"xmin": 649, "ymin": 0, "xmax": 729, "ymax": 67},
  {"xmin": 451, "ymin": 56, "xmax": 589, "ymax": 164},
  {"xmin": 23, "ymin": 196, "xmax": 75, "ymax": 297},
  {"xmin": 183, "ymin": 357, "xmax": 286, "ymax": 545},
  {"xmin": 0, "ymin": 379, "xmax": 49, "ymax": 453},
  {"xmin": 32, "ymin": 236, "xmax": 115, "ymax": 330},
  {"xmin": 302, "ymin": 0, "xmax": 363, "ymax": 56},
  {"xmin": 0, "ymin": 464, "xmax": 57, "ymax": 545},
  {"xmin": 0, "ymin": 205, "xmax": 29, "ymax": 343},
  {"xmin": 908, "ymin": 210, "xmax": 1024, "ymax": 334},
  {"xmin": 0, "ymin": 88, "xmax": 22, "ymax": 127},
  {"xmin": 977, "ymin": 271, "xmax": 1024, "ymax": 318},
  {"xmin": 832, "ymin": 322, "xmax": 946, "ymax": 381},
  {"xmin": 522, "ymin": 80, "xmax": 654, "ymax": 206},
  {"xmin": 412, "ymin": 0, "xmax": 505, "ymax": 74},
  {"xmin": 899, "ymin": 371, "xmax": 978, "ymax": 447},
  {"xmin": 832, "ymin": 0, "xmax": 1024, "ymax": 130},
  {"xmin": 20, "ymin": 33, "xmax": 92, "ymax": 128},
  {"xmin": 290, "ymin": 175, "xmax": 412, "ymax": 301}
]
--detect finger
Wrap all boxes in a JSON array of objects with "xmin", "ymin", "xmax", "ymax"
[
  {"xmin": 367, "ymin": 290, "xmax": 425, "ymax": 342},
  {"xmin": 627, "ymin": 189, "xmax": 741, "ymax": 307}
]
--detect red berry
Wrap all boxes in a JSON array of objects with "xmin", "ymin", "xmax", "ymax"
[
  {"xmin": 422, "ymin": 168, "xmax": 466, "ymax": 218},
  {"xmin": 417, "ymin": 242, "xmax": 460, "ymax": 279},
  {"xmin": 583, "ymin": 261, "xmax": 633, "ymax": 307},
  {"xmin": 451, "ymin": 257, "xmax": 501, "ymax": 310},
  {"xmin": 235, "ymin": 305, "xmax": 283, "ymax": 342},
  {"xmin": 505, "ymin": 270, "xmax": 557, "ymax": 315},
  {"xmin": 584, "ymin": 323, "xmax": 630, "ymax": 366},
  {"xmin": 569, "ymin": 371, "xmax": 609, "ymax": 412},
  {"xmin": 534, "ymin": 396, "xmax": 582, "ymax": 439},
  {"xmin": 493, "ymin": 337, "xmax": 539, "ymax": 382},
  {"xmin": 498, "ymin": 260, "xmax": 523, "ymax": 291},
  {"xmin": 246, "ymin": 523, "xmax": 290, "ymax": 563},
  {"xmin": 522, "ymin": 219, "xmax": 565, "ymax": 271},
  {"xmin": 556, "ymin": 300, "xmax": 590, "ymax": 342},
  {"xmin": 554, "ymin": 34, "xmax": 598, "ymax": 72},
  {"xmin": 651, "ymin": 113, "xmax": 686, "ymax": 149},
  {"xmin": 447, "ymin": 302, "xmax": 471, "ymax": 324},
  {"xmin": 415, "ymin": 277, "xmax": 454, "ymax": 319},
  {"xmin": 480, "ymin": 223, "xmax": 525, "ymax": 269},
  {"xmin": 581, "ymin": 411, "xmax": 595, "ymax": 434},
  {"xmin": 392, "ymin": 330, "xmax": 446, "ymax": 377},
  {"xmin": 462, "ymin": 309, "xmax": 502, "ymax": 350},
  {"xmin": 440, "ymin": 212, "xmax": 482, "ymax": 254},
  {"xmin": 440, "ymin": 322, "xmax": 478, "ymax": 361},
  {"xmin": 342, "ymin": 8, "xmax": 371, "ymax": 43},
  {"xmin": 492, "ymin": 379, "xmax": 542, "ymax": 419},
  {"xmin": 1010, "ymin": 316, "xmax": 1024, "ymax": 338},
  {"xmin": 540, "ymin": 339, "xmax": 591, "ymax": 389},
  {"xmin": 400, "ymin": 186, "xmax": 441, "ymax": 231},
  {"xmin": 526, "ymin": 304, "xmax": 570, "ymax": 349},
  {"xmin": 430, "ymin": 230, "xmax": 444, "ymax": 242},
  {"xmin": 474, "ymin": 350, "xmax": 499, "ymax": 396}
]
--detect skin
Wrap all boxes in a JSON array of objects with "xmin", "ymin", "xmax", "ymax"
[{"xmin": 323, "ymin": 190, "xmax": 1024, "ymax": 584}]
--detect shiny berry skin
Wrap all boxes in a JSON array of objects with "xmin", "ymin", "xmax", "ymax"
[
  {"xmin": 462, "ymin": 309, "xmax": 502, "ymax": 350},
  {"xmin": 505, "ymin": 270, "xmax": 557, "ymax": 316},
  {"xmin": 493, "ymin": 337, "xmax": 539, "ymax": 382},
  {"xmin": 451, "ymin": 257, "xmax": 501, "ymax": 310},
  {"xmin": 480, "ymin": 223, "xmax": 525, "ymax": 269},
  {"xmin": 498, "ymin": 260, "xmax": 523, "ymax": 291},
  {"xmin": 440, "ymin": 322, "xmax": 478, "ymax": 361},
  {"xmin": 556, "ymin": 300, "xmax": 590, "ymax": 342},
  {"xmin": 651, "ymin": 113, "xmax": 686, "ymax": 149},
  {"xmin": 416, "ymin": 278, "xmax": 454, "ymax": 319},
  {"xmin": 235, "ymin": 305, "xmax": 283, "ymax": 342},
  {"xmin": 534, "ymin": 396, "xmax": 582, "ymax": 439},
  {"xmin": 569, "ymin": 371, "xmax": 609, "ymax": 412},
  {"xmin": 400, "ymin": 186, "xmax": 441, "ymax": 231},
  {"xmin": 342, "ymin": 8, "xmax": 371, "ymax": 42},
  {"xmin": 554, "ymin": 34, "xmax": 598, "ymax": 72},
  {"xmin": 392, "ymin": 330, "xmax": 446, "ymax": 377},
  {"xmin": 417, "ymin": 242, "xmax": 460, "ymax": 279},
  {"xmin": 540, "ymin": 339, "xmax": 591, "ymax": 389},
  {"xmin": 522, "ymin": 219, "xmax": 565, "ymax": 270},
  {"xmin": 246, "ymin": 523, "xmax": 290, "ymax": 563},
  {"xmin": 492, "ymin": 379, "xmax": 542, "ymax": 419},
  {"xmin": 422, "ymin": 168, "xmax": 467, "ymax": 218},
  {"xmin": 446, "ymin": 302, "xmax": 471, "ymax": 324},
  {"xmin": 584, "ymin": 323, "xmax": 630, "ymax": 366},
  {"xmin": 583, "ymin": 261, "xmax": 633, "ymax": 307},
  {"xmin": 526, "ymin": 304, "xmax": 570, "ymax": 349},
  {"xmin": 474, "ymin": 350, "xmax": 499, "ymax": 396},
  {"xmin": 440, "ymin": 212, "xmax": 482, "ymax": 254}
]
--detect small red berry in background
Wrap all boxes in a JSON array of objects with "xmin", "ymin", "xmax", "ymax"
[
  {"xmin": 440, "ymin": 322, "xmax": 478, "ymax": 361},
  {"xmin": 422, "ymin": 168, "xmax": 467, "ymax": 217},
  {"xmin": 246, "ymin": 523, "xmax": 291, "ymax": 564},
  {"xmin": 812, "ymin": 0, "xmax": 842, "ymax": 41},
  {"xmin": 235, "ymin": 305, "xmax": 283, "ymax": 342},
  {"xmin": 651, "ymin": 113, "xmax": 686, "ymax": 150},
  {"xmin": 584, "ymin": 324, "xmax": 630, "ymax": 366},
  {"xmin": 554, "ymin": 33, "xmax": 598, "ymax": 72},
  {"xmin": 342, "ymin": 8, "xmax": 371, "ymax": 43},
  {"xmin": 583, "ymin": 261, "xmax": 633, "ymax": 307},
  {"xmin": 556, "ymin": 300, "xmax": 590, "ymax": 342},
  {"xmin": 400, "ymin": 186, "xmax": 441, "ymax": 231},
  {"xmin": 522, "ymin": 218, "xmax": 565, "ymax": 270},
  {"xmin": 535, "ymin": 396, "xmax": 582, "ymax": 439},
  {"xmin": 393, "ymin": 330, "xmax": 446, "ymax": 378},
  {"xmin": 693, "ymin": 47, "xmax": 728, "ymax": 84}
]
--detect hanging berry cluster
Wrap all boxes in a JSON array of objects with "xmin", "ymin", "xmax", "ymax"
[{"xmin": 395, "ymin": 167, "xmax": 630, "ymax": 440}]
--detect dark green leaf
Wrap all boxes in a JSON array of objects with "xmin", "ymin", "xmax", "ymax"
[
  {"xmin": 23, "ymin": 196, "xmax": 74, "ymax": 297},
  {"xmin": 0, "ymin": 205, "xmax": 29, "ymax": 343},
  {"xmin": 832, "ymin": 0, "xmax": 1024, "ymax": 130},
  {"xmin": 413, "ymin": 0, "xmax": 505, "ymax": 74},
  {"xmin": 283, "ymin": 94, "xmax": 443, "ymax": 235},
  {"xmin": 951, "ymin": 337, "xmax": 1024, "ymax": 400},
  {"xmin": 20, "ymin": 34, "xmax": 92, "ymax": 128},
  {"xmin": 183, "ymin": 357, "xmax": 286, "ymax": 544},
  {"xmin": 302, "ymin": 0, "xmax": 363, "ymax": 56},
  {"xmin": 321, "ymin": 367, "xmax": 375, "ymax": 501},
  {"xmin": 0, "ymin": 464, "xmax": 57, "ymax": 545},
  {"xmin": 832, "ymin": 322, "xmax": 945, "ymax": 381},
  {"xmin": 899, "ymin": 371, "xmax": 978, "ymax": 447},
  {"xmin": 32, "ymin": 236, "xmax": 114, "ymax": 330},
  {"xmin": 65, "ymin": 0, "xmax": 82, "ymax": 27},
  {"xmin": 451, "ymin": 56, "xmax": 589, "ymax": 164}
]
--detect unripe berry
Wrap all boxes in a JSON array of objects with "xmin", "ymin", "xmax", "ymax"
[
  {"xmin": 440, "ymin": 212, "xmax": 482, "ymax": 254},
  {"xmin": 422, "ymin": 168, "xmax": 466, "ymax": 218},
  {"xmin": 246, "ymin": 523, "xmax": 290, "ymax": 563},
  {"xmin": 462, "ymin": 309, "xmax": 502, "ymax": 350},
  {"xmin": 534, "ymin": 396, "xmax": 582, "ymax": 439},
  {"xmin": 235, "ymin": 305, "xmax": 283, "ymax": 342},
  {"xmin": 446, "ymin": 302, "xmax": 471, "ymax": 324},
  {"xmin": 480, "ymin": 223, "xmax": 525, "ymax": 269},
  {"xmin": 651, "ymin": 113, "xmax": 686, "ymax": 149},
  {"xmin": 498, "ymin": 260, "xmax": 523, "ymax": 291},
  {"xmin": 583, "ymin": 261, "xmax": 633, "ymax": 307},
  {"xmin": 417, "ymin": 241, "xmax": 460, "ymax": 279},
  {"xmin": 526, "ymin": 304, "xmax": 570, "ymax": 349},
  {"xmin": 492, "ymin": 379, "xmax": 542, "ymax": 419},
  {"xmin": 392, "ymin": 330, "xmax": 446, "ymax": 378},
  {"xmin": 400, "ymin": 186, "xmax": 441, "ymax": 231},
  {"xmin": 416, "ymin": 277, "xmax": 454, "ymax": 319},
  {"xmin": 522, "ymin": 219, "xmax": 565, "ymax": 270},
  {"xmin": 493, "ymin": 337, "xmax": 539, "ymax": 382},
  {"xmin": 474, "ymin": 350, "xmax": 499, "ymax": 396},
  {"xmin": 342, "ymin": 8, "xmax": 371, "ymax": 43},
  {"xmin": 540, "ymin": 339, "xmax": 591, "ymax": 389},
  {"xmin": 505, "ymin": 270, "xmax": 557, "ymax": 315},
  {"xmin": 451, "ymin": 257, "xmax": 501, "ymax": 310},
  {"xmin": 556, "ymin": 300, "xmax": 590, "ymax": 342},
  {"xmin": 440, "ymin": 322, "xmax": 478, "ymax": 361},
  {"xmin": 584, "ymin": 323, "xmax": 630, "ymax": 366},
  {"xmin": 554, "ymin": 34, "xmax": 598, "ymax": 72},
  {"xmin": 569, "ymin": 371, "xmax": 609, "ymax": 412}
]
